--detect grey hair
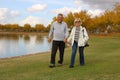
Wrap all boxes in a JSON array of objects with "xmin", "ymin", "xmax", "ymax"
[{"xmin": 57, "ymin": 13, "xmax": 64, "ymax": 17}]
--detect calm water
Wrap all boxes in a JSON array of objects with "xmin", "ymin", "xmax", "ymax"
[{"xmin": 0, "ymin": 34, "xmax": 51, "ymax": 58}]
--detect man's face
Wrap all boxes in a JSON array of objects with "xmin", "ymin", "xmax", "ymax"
[{"xmin": 57, "ymin": 15, "xmax": 63, "ymax": 23}]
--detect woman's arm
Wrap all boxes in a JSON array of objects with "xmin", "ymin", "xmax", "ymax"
[
  {"xmin": 83, "ymin": 27, "xmax": 89, "ymax": 42},
  {"xmin": 67, "ymin": 27, "xmax": 74, "ymax": 43}
]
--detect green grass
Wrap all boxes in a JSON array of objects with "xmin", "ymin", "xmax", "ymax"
[{"xmin": 0, "ymin": 35, "xmax": 120, "ymax": 80}]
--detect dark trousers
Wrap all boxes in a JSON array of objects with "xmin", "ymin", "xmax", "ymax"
[
  {"xmin": 70, "ymin": 41, "xmax": 85, "ymax": 66},
  {"xmin": 50, "ymin": 40, "xmax": 65, "ymax": 64}
]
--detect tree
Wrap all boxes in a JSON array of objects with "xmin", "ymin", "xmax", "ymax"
[
  {"xmin": 12, "ymin": 24, "xmax": 19, "ymax": 31},
  {"xmin": 23, "ymin": 24, "xmax": 31, "ymax": 32},
  {"xmin": 64, "ymin": 12, "xmax": 75, "ymax": 28},
  {"xmin": 35, "ymin": 24, "xmax": 45, "ymax": 32},
  {"xmin": 0, "ymin": 24, "xmax": 4, "ymax": 30},
  {"xmin": 45, "ymin": 24, "xmax": 51, "ymax": 32},
  {"xmin": 51, "ymin": 17, "xmax": 57, "ymax": 24}
]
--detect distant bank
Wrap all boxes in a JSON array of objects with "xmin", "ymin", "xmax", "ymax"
[{"xmin": 0, "ymin": 31, "xmax": 49, "ymax": 35}]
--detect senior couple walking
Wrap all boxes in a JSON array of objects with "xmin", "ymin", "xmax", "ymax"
[{"xmin": 48, "ymin": 13, "xmax": 89, "ymax": 68}]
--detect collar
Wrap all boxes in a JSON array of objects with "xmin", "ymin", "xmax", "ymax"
[{"xmin": 57, "ymin": 21, "xmax": 63, "ymax": 24}]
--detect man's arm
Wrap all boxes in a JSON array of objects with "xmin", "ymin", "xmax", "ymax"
[
  {"xmin": 64, "ymin": 23, "xmax": 68, "ymax": 43},
  {"xmin": 48, "ymin": 24, "xmax": 54, "ymax": 42}
]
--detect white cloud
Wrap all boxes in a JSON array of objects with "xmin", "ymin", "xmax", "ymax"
[
  {"xmin": 87, "ymin": 9, "xmax": 104, "ymax": 17},
  {"xmin": 74, "ymin": 0, "xmax": 85, "ymax": 6},
  {"xmin": 50, "ymin": 7, "xmax": 82, "ymax": 16},
  {"xmin": 74, "ymin": 0, "xmax": 120, "ymax": 10},
  {"xmin": 74, "ymin": 0, "xmax": 105, "ymax": 17},
  {"xmin": 10, "ymin": 11, "xmax": 20, "ymax": 17},
  {"xmin": 50, "ymin": 6, "xmax": 104, "ymax": 18},
  {"xmin": 0, "ymin": 8, "xmax": 48, "ymax": 26},
  {"xmin": 17, "ymin": 0, "xmax": 41, "ymax": 3},
  {"xmin": 0, "ymin": 8, "xmax": 20, "ymax": 24},
  {"xmin": 0, "ymin": 8, "xmax": 8, "ymax": 21},
  {"xmin": 19, "ymin": 16, "xmax": 49, "ymax": 27},
  {"xmin": 27, "ymin": 4, "xmax": 47, "ymax": 13}
]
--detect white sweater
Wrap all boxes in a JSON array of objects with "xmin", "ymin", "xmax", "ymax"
[{"xmin": 67, "ymin": 26, "xmax": 89, "ymax": 47}]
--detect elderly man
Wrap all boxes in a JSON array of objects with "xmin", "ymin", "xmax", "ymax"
[{"xmin": 48, "ymin": 13, "xmax": 68, "ymax": 68}]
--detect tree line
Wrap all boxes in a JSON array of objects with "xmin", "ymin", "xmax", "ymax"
[
  {"xmin": 51, "ymin": 3, "xmax": 120, "ymax": 33},
  {"xmin": 0, "ymin": 23, "xmax": 50, "ymax": 32},
  {"xmin": 0, "ymin": 3, "xmax": 120, "ymax": 33}
]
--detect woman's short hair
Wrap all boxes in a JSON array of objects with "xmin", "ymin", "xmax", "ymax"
[{"xmin": 74, "ymin": 18, "xmax": 82, "ymax": 25}]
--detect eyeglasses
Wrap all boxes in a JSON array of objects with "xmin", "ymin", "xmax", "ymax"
[{"xmin": 75, "ymin": 21, "xmax": 80, "ymax": 23}]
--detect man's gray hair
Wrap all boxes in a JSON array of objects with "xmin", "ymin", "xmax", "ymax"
[{"xmin": 57, "ymin": 13, "xmax": 64, "ymax": 17}]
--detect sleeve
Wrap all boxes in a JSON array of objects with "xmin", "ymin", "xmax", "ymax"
[
  {"xmin": 48, "ymin": 24, "xmax": 54, "ymax": 39},
  {"xmin": 64, "ymin": 23, "xmax": 68, "ymax": 39},
  {"xmin": 83, "ymin": 27, "xmax": 89, "ymax": 42},
  {"xmin": 67, "ymin": 27, "xmax": 74, "ymax": 42}
]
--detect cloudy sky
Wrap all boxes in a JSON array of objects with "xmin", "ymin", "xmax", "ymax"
[{"xmin": 0, "ymin": 0, "xmax": 120, "ymax": 27}]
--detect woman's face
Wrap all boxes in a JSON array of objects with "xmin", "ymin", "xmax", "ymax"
[{"xmin": 75, "ymin": 21, "xmax": 81, "ymax": 27}]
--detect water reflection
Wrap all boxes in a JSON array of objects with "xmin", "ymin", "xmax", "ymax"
[
  {"xmin": 0, "ymin": 34, "xmax": 19, "ymax": 41},
  {"xmin": 0, "ymin": 34, "xmax": 50, "ymax": 58},
  {"xmin": 36, "ymin": 35, "xmax": 44, "ymax": 44},
  {"xmin": 23, "ymin": 35, "xmax": 30, "ymax": 44}
]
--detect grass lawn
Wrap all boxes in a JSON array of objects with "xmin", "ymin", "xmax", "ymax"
[{"xmin": 0, "ymin": 35, "xmax": 120, "ymax": 80}]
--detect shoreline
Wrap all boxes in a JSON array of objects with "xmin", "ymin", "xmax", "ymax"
[
  {"xmin": 0, "ymin": 48, "xmax": 70, "ymax": 60},
  {"xmin": 0, "ymin": 51, "xmax": 50, "ymax": 60},
  {"xmin": 0, "ymin": 31, "xmax": 120, "ymax": 35},
  {"xmin": 0, "ymin": 31, "xmax": 49, "ymax": 35}
]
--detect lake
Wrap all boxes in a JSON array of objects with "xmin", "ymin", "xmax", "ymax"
[{"xmin": 0, "ymin": 33, "xmax": 51, "ymax": 58}]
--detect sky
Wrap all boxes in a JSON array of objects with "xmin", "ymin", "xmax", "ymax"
[{"xmin": 0, "ymin": 0, "xmax": 120, "ymax": 27}]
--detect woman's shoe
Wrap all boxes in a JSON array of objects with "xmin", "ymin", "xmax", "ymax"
[
  {"xmin": 69, "ymin": 65, "xmax": 74, "ymax": 68},
  {"xmin": 80, "ymin": 64, "xmax": 85, "ymax": 66}
]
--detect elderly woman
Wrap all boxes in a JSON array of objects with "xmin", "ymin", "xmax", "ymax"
[{"xmin": 67, "ymin": 18, "xmax": 89, "ymax": 68}]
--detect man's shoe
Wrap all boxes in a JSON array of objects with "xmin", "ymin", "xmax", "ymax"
[
  {"xmin": 58, "ymin": 60, "xmax": 63, "ymax": 66},
  {"xmin": 49, "ymin": 64, "xmax": 55, "ymax": 68},
  {"xmin": 69, "ymin": 65, "xmax": 74, "ymax": 68},
  {"xmin": 57, "ymin": 63, "xmax": 63, "ymax": 67}
]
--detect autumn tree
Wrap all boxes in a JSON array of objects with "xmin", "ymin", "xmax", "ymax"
[
  {"xmin": 112, "ymin": 3, "xmax": 120, "ymax": 32},
  {"xmin": 35, "ymin": 24, "xmax": 45, "ymax": 32},
  {"xmin": 23, "ymin": 24, "xmax": 31, "ymax": 32},
  {"xmin": 45, "ymin": 24, "xmax": 51, "ymax": 32},
  {"xmin": 0, "ymin": 24, "xmax": 4, "ymax": 30},
  {"xmin": 64, "ymin": 12, "xmax": 75, "ymax": 28},
  {"xmin": 11, "ymin": 24, "xmax": 19, "ymax": 31}
]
